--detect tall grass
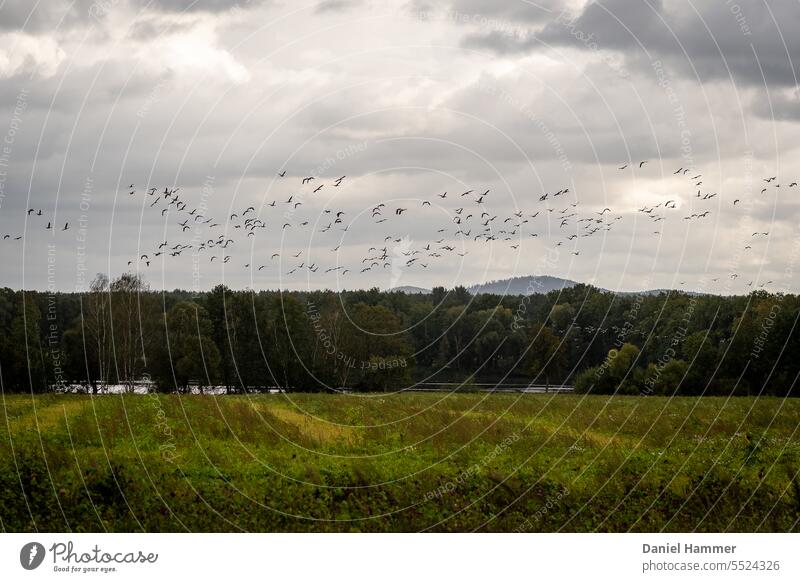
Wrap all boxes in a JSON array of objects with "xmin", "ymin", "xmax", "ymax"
[{"xmin": 1, "ymin": 394, "xmax": 798, "ymax": 532}]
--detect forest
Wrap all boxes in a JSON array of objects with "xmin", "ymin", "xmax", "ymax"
[{"xmin": 0, "ymin": 273, "xmax": 798, "ymax": 396}]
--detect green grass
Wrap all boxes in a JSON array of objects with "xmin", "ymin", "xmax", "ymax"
[{"xmin": 2, "ymin": 392, "xmax": 800, "ymax": 532}]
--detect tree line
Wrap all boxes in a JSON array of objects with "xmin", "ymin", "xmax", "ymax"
[{"xmin": 0, "ymin": 273, "xmax": 798, "ymax": 395}]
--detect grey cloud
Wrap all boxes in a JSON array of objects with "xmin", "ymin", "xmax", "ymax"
[
  {"xmin": 0, "ymin": 0, "xmax": 256, "ymax": 34},
  {"xmin": 460, "ymin": 29, "xmax": 538, "ymax": 55},
  {"xmin": 409, "ymin": 0, "xmax": 564, "ymax": 23},
  {"xmin": 464, "ymin": 0, "xmax": 800, "ymax": 89},
  {"xmin": 750, "ymin": 90, "xmax": 800, "ymax": 121},
  {"xmin": 0, "ymin": 1, "xmax": 68, "ymax": 31},
  {"xmin": 0, "ymin": 0, "xmax": 797, "ymax": 293},
  {"xmin": 314, "ymin": 0, "xmax": 363, "ymax": 14},
  {"xmin": 126, "ymin": 17, "xmax": 198, "ymax": 39},
  {"xmin": 0, "ymin": 0, "xmax": 102, "ymax": 33},
  {"xmin": 566, "ymin": 0, "xmax": 800, "ymax": 88},
  {"xmin": 537, "ymin": 0, "xmax": 665, "ymax": 53},
  {"xmin": 128, "ymin": 0, "xmax": 269, "ymax": 13}
]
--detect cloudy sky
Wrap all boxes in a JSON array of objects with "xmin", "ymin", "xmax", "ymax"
[{"xmin": 1, "ymin": 0, "xmax": 799, "ymax": 293}]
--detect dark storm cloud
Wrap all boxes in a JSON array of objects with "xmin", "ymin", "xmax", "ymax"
[
  {"xmin": 464, "ymin": 0, "xmax": 800, "ymax": 89},
  {"xmin": 538, "ymin": 0, "xmax": 666, "ymax": 52}
]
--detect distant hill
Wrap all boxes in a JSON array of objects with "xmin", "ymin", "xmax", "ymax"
[
  {"xmin": 391, "ymin": 277, "xmax": 705, "ymax": 297},
  {"xmin": 615, "ymin": 288, "xmax": 705, "ymax": 297},
  {"xmin": 390, "ymin": 277, "xmax": 577, "ymax": 296},
  {"xmin": 390, "ymin": 285, "xmax": 431, "ymax": 294},
  {"xmin": 468, "ymin": 275, "xmax": 579, "ymax": 295}
]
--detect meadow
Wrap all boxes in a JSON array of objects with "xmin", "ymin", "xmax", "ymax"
[{"xmin": 1, "ymin": 393, "xmax": 799, "ymax": 532}]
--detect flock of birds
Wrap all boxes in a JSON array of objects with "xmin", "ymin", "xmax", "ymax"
[{"xmin": 0, "ymin": 161, "xmax": 786, "ymax": 290}]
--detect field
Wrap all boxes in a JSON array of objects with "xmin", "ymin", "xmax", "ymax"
[{"xmin": 1, "ymin": 392, "xmax": 800, "ymax": 532}]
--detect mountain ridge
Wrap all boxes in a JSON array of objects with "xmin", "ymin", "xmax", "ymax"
[{"xmin": 389, "ymin": 275, "xmax": 708, "ymax": 296}]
